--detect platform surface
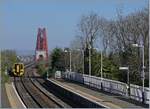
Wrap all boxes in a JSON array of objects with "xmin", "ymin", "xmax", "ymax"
[
  {"xmin": 4, "ymin": 82, "xmax": 25, "ymax": 108},
  {"xmin": 1, "ymin": 83, "xmax": 11, "ymax": 108},
  {"xmin": 49, "ymin": 78, "xmax": 149, "ymax": 108}
]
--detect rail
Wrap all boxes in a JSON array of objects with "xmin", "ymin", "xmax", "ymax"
[{"xmin": 14, "ymin": 63, "xmax": 61, "ymax": 108}]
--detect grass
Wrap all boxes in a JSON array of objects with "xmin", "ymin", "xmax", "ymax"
[{"xmin": 1, "ymin": 70, "xmax": 10, "ymax": 84}]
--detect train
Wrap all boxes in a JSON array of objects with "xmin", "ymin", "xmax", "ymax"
[{"xmin": 12, "ymin": 63, "xmax": 25, "ymax": 76}]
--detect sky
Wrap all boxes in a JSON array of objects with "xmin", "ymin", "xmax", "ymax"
[{"xmin": 0, "ymin": 0, "xmax": 148, "ymax": 54}]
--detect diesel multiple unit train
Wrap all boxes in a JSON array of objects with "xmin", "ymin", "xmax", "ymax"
[{"xmin": 12, "ymin": 63, "xmax": 25, "ymax": 76}]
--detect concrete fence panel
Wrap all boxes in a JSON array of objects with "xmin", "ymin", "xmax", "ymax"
[{"xmin": 62, "ymin": 72, "xmax": 149, "ymax": 104}]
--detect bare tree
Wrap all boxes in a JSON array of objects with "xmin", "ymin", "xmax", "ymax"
[
  {"xmin": 99, "ymin": 7, "xmax": 149, "ymax": 84},
  {"xmin": 77, "ymin": 12, "xmax": 102, "ymax": 49},
  {"xmin": 70, "ymin": 12, "xmax": 102, "ymax": 74},
  {"xmin": 69, "ymin": 7, "xmax": 149, "ymax": 85}
]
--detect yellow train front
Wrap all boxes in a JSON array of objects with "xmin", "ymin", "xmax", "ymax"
[{"xmin": 13, "ymin": 63, "xmax": 24, "ymax": 76}]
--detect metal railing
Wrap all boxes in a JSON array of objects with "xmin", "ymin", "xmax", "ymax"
[{"xmin": 62, "ymin": 71, "xmax": 150, "ymax": 104}]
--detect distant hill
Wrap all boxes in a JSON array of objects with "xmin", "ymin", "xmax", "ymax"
[{"xmin": 16, "ymin": 50, "xmax": 35, "ymax": 56}]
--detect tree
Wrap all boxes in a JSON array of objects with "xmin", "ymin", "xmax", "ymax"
[
  {"xmin": 100, "ymin": 7, "xmax": 149, "ymax": 86},
  {"xmin": 51, "ymin": 48, "xmax": 65, "ymax": 72},
  {"xmin": 76, "ymin": 12, "xmax": 103, "ymax": 74},
  {"xmin": 1, "ymin": 50, "xmax": 18, "ymax": 83},
  {"xmin": 70, "ymin": 7, "xmax": 149, "ymax": 86},
  {"xmin": 36, "ymin": 60, "xmax": 47, "ymax": 76},
  {"xmin": 1, "ymin": 50, "xmax": 18, "ymax": 71},
  {"xmin": 77, "ymin": 12, "xmax": 101, "ymax": 49}
]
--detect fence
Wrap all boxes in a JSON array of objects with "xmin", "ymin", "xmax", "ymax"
[{"xmin": 62, "ymin": 71, "xmax": 150, "ymax": 104}]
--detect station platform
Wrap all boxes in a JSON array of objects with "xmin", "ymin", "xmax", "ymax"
[
  {"xmin": 49, "ymin": 78, "xmax": 148, "ymax": 108},
  {"xmin": 4, "ymin": 82, "xmax": 25, "ymax": 108},
  {"xmin": 1, "ymin": 83, "xmax": 10, "ymax": 108}
]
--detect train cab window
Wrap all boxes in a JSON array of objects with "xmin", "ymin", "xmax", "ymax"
[
  {"xmin": 14, "ymin": 64, "xmax": 19, "ymax": 73},
  {"xmin": 20, "ymin": 64, "xmax": 23, "ymax": 69}
]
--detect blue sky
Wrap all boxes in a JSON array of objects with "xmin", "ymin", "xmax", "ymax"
[{"xmin": 0, "ymin": 0, "xmax": 148, "ymax": 53}]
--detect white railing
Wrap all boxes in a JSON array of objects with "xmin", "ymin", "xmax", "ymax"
[
  {"xmin": 62, "ymin": 71, "xmax": 150, "ymax": 104},
  {"xmin": 130, "ymin": 84, "xmax": 150, "ymax": 104}
]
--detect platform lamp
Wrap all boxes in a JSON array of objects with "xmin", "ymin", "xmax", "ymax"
[
  {"xmin": 119, "ymin": 66, "xmax": 130, "ymax": 97},
  {"xmin": 94, "ymin": 48, "xmax": 103, "ymax": 90},
  {"xmin": 76, "ymin": 48, "xmax": 84, "ymax": 74},
  {"xmin": 64, "ymin": 48, "xmax": 72, "ymax": 72},
  {"xmin": 132, "ymin": 43, "xmax": 145, "ymax": 103}
]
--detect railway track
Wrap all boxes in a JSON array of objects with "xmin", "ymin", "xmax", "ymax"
[
  {"xmin": 14, "ymin": 77, "xmax": 40, "ymax": 108},
  {"xmin": 31, "ymin": 71, "xmax": 85, "ymax": 108},
  {"xmin": 14, "ymin": 64, "xmax": 63, "ymax": 108},
  {"xmin": 14, "ymin": 62, "xmax": 85, "ymax": 108},
  {"xmin": 26, "ymin": 68, "xmax": 71, "ymax": 108}
]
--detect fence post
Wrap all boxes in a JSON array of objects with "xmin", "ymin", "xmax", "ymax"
[
  {"xmin": 101, "ymin": 78, "xmax": 103, "ymax": 91},
  {"xmin": 142, "ymin": 90, "xmax": 145, "ymax": 103}
]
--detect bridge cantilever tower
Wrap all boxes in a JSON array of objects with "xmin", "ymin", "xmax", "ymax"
[{"xmin": 35, "ymin": 28, "xmax": 48, "ymax": 61}]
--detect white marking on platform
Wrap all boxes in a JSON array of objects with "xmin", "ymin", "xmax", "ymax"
[
  {"xmin": 12, "ymin": 82, "xmax": 26, "ymax": 108},
  {"xmin": 47, "ymin": 78, "xmax": 116, "ymax": 108}
]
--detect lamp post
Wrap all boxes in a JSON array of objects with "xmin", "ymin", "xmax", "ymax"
[
  {"xmin": 82, "ymin": 49, "xmax": 84, "ymax": 74},
  {"xmin": 94, "ymin": 48, "xmax": 103, "ymax": 90},
  {"xmin": 94, "ymin": 48, "xmax": 103, "ymax": 79},
  {"xmin": 100, "ymin": 50, "xmax": 103, "ymax": 89},
  {"xmin": 132, "ymin": 43, "xmax": 145, "ymax": 103},
  {"xmin": 64, "ymin": 49, "xmax": 72, "ymax": 72},
  {"xmin": 89, "ymin": 45, "xmax": 91, "ymax": 75},
  {"xmin": 69, "ymin": 51, "xmax": 72, "ymax": 72},
  {"xmin": 77, "ymin": 49, "xmax": 84, "ymax": 74},
  {"xmin": 119, "ymin": 67, "xmax": 130, "ymax": 96},
  {"xmin": 100, "ymin": 51, "xmax": 103, "ymax": 79},
  {"xmin": 47, "ymin": 71, "xmax": 48, "ymax": 79}
]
